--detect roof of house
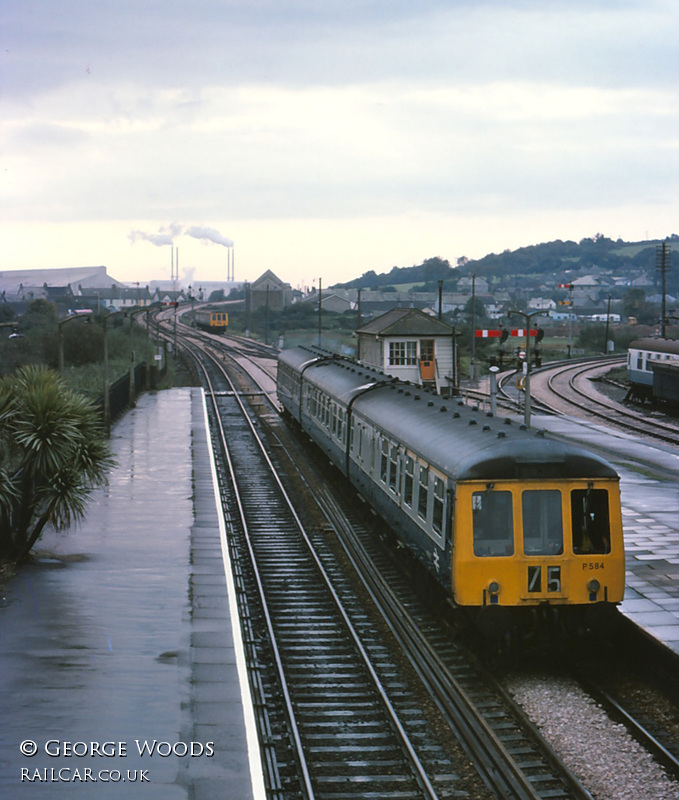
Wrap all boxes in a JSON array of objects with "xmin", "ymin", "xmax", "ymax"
[
  {"xmin": 250, "ymin": 269, "xmax": 289, "ymax": 291},
  {"xmin": 356, "ymin": 307, "xmax": 454, "ymax": 336}
]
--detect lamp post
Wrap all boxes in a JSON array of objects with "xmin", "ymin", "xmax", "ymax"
[
  {"xmin": 144, "ymin": 303, "xmax": 163, "ymax": 389},
  {"xmin": 509, "ymin": 309, "xmax": 544, "ymax": 428},
  {"xmin": 318, "ymin": 277, "xmax": 323, "ymax": 348},
  {"xmin": 128, "ymin": 307, "xmax": 148, "ymax": 409},
  {"xmin": 102, "ymin": 309, "xmax": 127, "ymax": 437},
  {"xmin": 603, "ymin": 294, "xmax": 612, "ymax": 355},
  {"xmin": 58, "ymin": 313, "xmax": 91, "ymax": 373}
]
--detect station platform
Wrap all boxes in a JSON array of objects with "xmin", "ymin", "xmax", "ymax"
[
  {"xmin": 0, "ymin": 388, "xmax": 265, "ymax": 799},
  {"xmin": 523, "ymin": 411, "xmax": 679, "ymax": 657}
]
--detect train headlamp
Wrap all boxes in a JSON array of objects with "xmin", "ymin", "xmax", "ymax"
[
  {"xmin": 488, "ymin": 581, "xmax": 501, "ymax": 604},
  {"xmin": 587, "ymin": 579, "xmax": 600, "ymax": 601}
]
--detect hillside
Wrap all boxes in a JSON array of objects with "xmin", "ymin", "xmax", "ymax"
[{"xmin": 333, "ymin": 234, "xmax": 679, "ymax": 296}]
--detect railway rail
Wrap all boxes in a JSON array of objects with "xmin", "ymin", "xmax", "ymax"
[
  {"xmin": 186, "ymin": 340, "xmax": 446, "ymax": 798},
  {"xmin": 153, "ymin": 322, "xmax": 679, "ymax": 798},
  {"xmin": 464, "ymin": 355, "xmax": 679, "ymax": 446},
  {"xmin": 170, "ymin": 329, "xmax": 604, "ymax": 799}
]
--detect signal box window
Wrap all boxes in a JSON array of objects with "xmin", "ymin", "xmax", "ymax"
[
  {"xmin": 571, "ymin": 489, "xmax": 611, "ymax": 555},
  {"xmin": 472, "ymin": 491, "xmax": 513, "ymax": 556},
  {"xmin": 522, "ymin": 490, "xmax": 563, "ymax": 555},
  {"xmin": 389, "ymin": 341, "xmax": 417, "ymax": 366}
]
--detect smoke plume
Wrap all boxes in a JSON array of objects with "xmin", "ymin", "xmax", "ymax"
[
  {"xmin": 129, "ymin": 222, "xmax": 183, "ymax": 246},
  {"xmin": 185, "ymin": 226, "xmax": 234, "ymax": 247}
]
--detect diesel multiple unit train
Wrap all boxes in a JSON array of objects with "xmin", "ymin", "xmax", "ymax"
[
  {"xmin": 278, "ymin": 345, "xmax": 625, "ymax": 640},
  {"xmin": 627, "ymin": 337, "xmax": 679, "ymax": 405},
  {"xmin": 193, "ymin": 308, "xmax": 229, "ymax": 334}
]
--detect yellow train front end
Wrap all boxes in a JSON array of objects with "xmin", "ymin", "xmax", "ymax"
[
  {"xmin": 452, "ymin": 477, "xmax": 624, "ymax": 638},
  {"xmin": 210, "ymin": 311, "xmax": 229, "ymax": 330}
]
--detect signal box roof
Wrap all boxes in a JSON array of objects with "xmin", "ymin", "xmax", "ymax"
[{"xmin": 356, "ymin": 307, "xmax": 453, "ymax": 337}]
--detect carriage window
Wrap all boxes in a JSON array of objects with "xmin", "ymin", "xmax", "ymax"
[
  {"xmin": 522, "ymin": 490, "xmax": 563, "ymax": 555},
  {"xmin": 389, "ymin": 445, "xmax": 399, "ymax": 492},
  {"xmin": 433, "ymin": 477, "xmax": 445, "ymax": 534},
  {"xmin": 404, "ymin": 457, "xmax": 414, "ymax": 507},
  {"xmin": 571, "ymin": 489, "xmax": 611, "ymax": 554},
  {"xmin": 380, "ymin": 440, "xmax": 389, "ymax": 483},
  {"xmin": 418, "ymin": 466, "xmax": 429, "ymax": 520},
  {"xmin": 472, "ymin": 490, "xmax": 513, "ymax": 556}
]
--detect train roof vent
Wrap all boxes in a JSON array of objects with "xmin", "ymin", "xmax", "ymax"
[
  {"xmin": 497, "ymin": 431, "xmax": 506, "ymax": 438},
  {"xmin": 457, "ymin": 400, "xmax": 465, "ymax": 406},
  {"xmin": 483, "ymin": 425, "xmax": 491, "ymax": 431},
  {"xmin": 405, "ymin": 391, "xmax": 411, "ymax": 397},
  {"xmin": 428, "ymin": 401, "xmax": 434, "ymax": 406},
  {"xmin": 486, "ymin": 412, "xmax": 493, "ymax": 417},
  {"xmin": 440, "ymin": 406, "xmax": 447, "ymax": 412},
  {"xmin": 504, "ymin": 418, "xmax": 512, "ymax": 425},
  {"xmin": 414, "ymin": 395, "xmax": 421, "ymax": 400},
  {"xmin": 519, "ymin": 424, "xmax": 527, "ymax": 430},
  {"xmin": 469, "ymin": 419, "xmax": 477, "ymax": 425},
  {"xmin": 453, "ymin": 412, "xmax": 460, "ymax": 418}
]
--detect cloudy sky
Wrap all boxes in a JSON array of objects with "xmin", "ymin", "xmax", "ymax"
[{"xmin": 3, "ymin": 1, "xmax": 679, "ymax": 289}]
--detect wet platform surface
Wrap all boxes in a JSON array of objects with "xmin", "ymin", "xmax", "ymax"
[
  {"xmin": 529, "ymin": 411, "xmax": 679, "ymax": 656},
  {"xmin": 1, "ymin": 384, "xmax": 677, "ymax": 800},
  {"xmin": 0, "ymin": 388, "xmax": 264, "ymax": 799}
]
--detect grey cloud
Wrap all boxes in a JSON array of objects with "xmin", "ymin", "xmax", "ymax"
[{"xmin": 3, "ymin": 0, "xmax": 674, "ymax": 103}]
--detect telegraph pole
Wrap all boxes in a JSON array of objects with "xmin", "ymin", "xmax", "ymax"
[{"xmin": 657, "ymin": 242, "xmax": 671, "ymax": 337}]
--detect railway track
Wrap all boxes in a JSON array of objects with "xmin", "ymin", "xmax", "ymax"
[
  {"xmin": 158, "ymin": 325, "xmax": 679, "ymax": 798},
  {"xmin": 191, "ymin": 343, "xmax": 445, "ymax": 798},
  {"xmin": 173, "ymin": 331, "xmax": 605, "ymax": 799},
  {"xmin": 531, "ymin": 358, "xmax": 679, "ymax": 445},
  {"xmin": 463, "ymin": 356, "xmax": 679, "ymax": 446}
]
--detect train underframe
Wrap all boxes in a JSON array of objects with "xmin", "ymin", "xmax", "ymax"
[{"xmin": 466, "ymin": 599, "xmax": 621, "ymax": 655}]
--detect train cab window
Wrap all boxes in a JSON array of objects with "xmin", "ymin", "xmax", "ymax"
[
  {"xmin": 404, "ymin": 457, "xmax": 414, "ymax": 507},
  {"xmin": 418, "ymin": 467, "xmax": 429, "ymax": 520},
  {"xmin": 472, "ymin": 491, "xmax": 514, "ymax": 557},
  {"xmin": 522, "ymin": 490, "xmax": 563, "ymax": 555},
  {"xmin": 571, "ymin": 489, "xmax": 611, "ymax": 555}
]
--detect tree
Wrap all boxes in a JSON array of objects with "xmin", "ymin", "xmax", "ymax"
[{"xmin": 0, "ymin": 366, "xmax": 114, "ymax": 563}]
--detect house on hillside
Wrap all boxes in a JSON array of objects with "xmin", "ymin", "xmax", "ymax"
[
  {"xmin": 528, "ymin": 297, "xmax": 556, "ymax": 312},
  {"xmin": 456, "ymin": 275, "xmax": 489, "ymax": 294},
  {"xmin": 356, "ymin": 307, "xmax": 457, "ymax": 394},
  {"xmin": 249, "ymin": 270, "xmax": 292, "ymax": 311},
  {"xmin": 80, "ymin": 285, "xmax": 153, "ymax": 311}
]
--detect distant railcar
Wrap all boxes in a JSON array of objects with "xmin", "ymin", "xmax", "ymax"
[
  {"xmin": 278, "ymin": 345, "xmax": 625, "ymax": 643},
  {"xmin": 626, "ymin": 337, "xmax": 679, "ymax": 403},
  {"xmin": 194, "ymin": 308, "xmax": 229, "ymax": 334}
]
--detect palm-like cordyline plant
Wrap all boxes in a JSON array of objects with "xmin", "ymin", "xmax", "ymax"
[{"xmin": 0, "ymin": 365, "xmax": 115, "ymax": 562}]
